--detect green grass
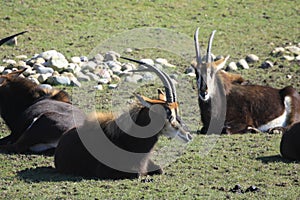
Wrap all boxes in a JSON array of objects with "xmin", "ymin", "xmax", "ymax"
[{"xmin": 0, "ymin": 0, "xmax": 300, "ymax": 199}]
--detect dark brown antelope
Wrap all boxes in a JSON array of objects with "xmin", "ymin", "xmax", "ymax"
[
  {"xmin": 0, "ymin": 31, "xmax": 28, "ymax": 46},
  {"xmin": 0, "ymin": 69, "xmax": 86, "ymax": 153},
  {"xmin": 280, "ymin": 123, "xmax": 300, "ymax": 161},
  {"xmin": 193, "ymin": 28, "xmax": 300, "ymax": 134},
  {"xmin": 0, "ymin": 32, "xmax": 86, "ymax": 154},
  {"xmin": 54, "ymin": 57, "xmax": 192, "ymax": 179}
]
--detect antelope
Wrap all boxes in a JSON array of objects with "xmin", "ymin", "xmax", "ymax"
[
  {"xmin": 193, "ymin": 28, "xmax": 300, "ymax": 134},
  {"xmin": 0, "ymin": 31, "xmax": 28, "ymax": 46},
  {"xmin": 0, "ymin": 70, "xmax": 86, "ymax": 154},
  {"xmin": 54, "ymin": 57, "xmax": 192, "ymax": 179},
  {"xmin": 280, "ymin": 123, "xmax": 300, "ymax": 161}
]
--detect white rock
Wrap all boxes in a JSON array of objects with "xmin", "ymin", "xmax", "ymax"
[
  {"xmin": 82, "ymin": 61, "xmax": 97, "ymax": 72},
  {"xmin": 15, "ymin": 55, "xmax": 28, "ymax": 60},
  {"xmin": 94, "ymin": 85, "xmax": 103, "ymax": 90},
  {"xmin": 285, "ymin": 46, "xmax": 300, "ymax": 55},
  {"xmin": 140, "ymin": 58, "xmax": 154, "ymax": 65},
  {"xmin": 237, "ymin": 59, "xmax": 249, "ymax": 69},
  {"xmin": 47, "ymin": 76, "xmax": 71, "ymax": 86},
  {"xmin": 286, "ymin": 74, "xmax": 292, "ymax": 79},
  {"xmin": 124, "ymin": 74, "xmax": 143, "ymax": 83},
  {"xmin": 2, "ymin": 69, "xmax": 12, "ymax": 75},
  {"xmin": 98, "ymin": 78, "xmax": 110, "ymax": 84},
  {"xmin": 39, "ymin": 84, "xmax": 53, "ymax": 90},
  {"xmin": 155, "ymin": 58, "xmax": 176, "ymax": 68},
  {"xmin": 48, "ymin": 56, "xmax": 69, "ymax": 72},
  {"xmin": 93, "ymin": 54, "xmax": 104, "ymax": 63},
  {"xmin": 35, "ymin": 57, "xmax": 46, "ymax": 64},
  {"xmin": 104, "ymin": 51, "xmax": 120, "ymax": 62},
  {"xmin": 296, "ymin": 55, "xmax": 300, "ymax": 61},
  {"xmin": 27, "ymin": 77, "xmax": 40, "ymax": 85},
  {"xmin": 108, "ymin": 84, "xmax": 118, "ymax": 89},
  {"xmin": 227, "ymin": 62, "xmax": 238, "ymax": 71},
  {"xmin": 38, "ymin": 73, "xmax": 52, "ymax": 83},
  {"xmin": 187, "ymin": 72, "xmax": 196, "ymax": 77},
  {"xmin": 0, "ymin": 66, "xmax": 5, "ymax": 73},
  {"xmin": 3, "ymin": 59, "xmax": 16, "ymax": 66},
  {"xmin": 282, "ymin": 55, "xmax": 295, "ymax": 61},
  {"xmin": 76, "ymin": 71, "xmax": 91, "ymax": 82},
  {"xmin": 86, "ymin": 72, "xmax": 101, "ymax": 82},
  {"xmin": 246, "ymin": 54, "xmax": 259, "ymax": 63},
  {"xmin": 261, "ymin": 60, "xmax": 274, "ymax": 69},
  {"xmin": 39, "ymin": 50, "xmax": 65, "ymax": 61},
  {"xmin": 271, "ymin": 47, "xmax": 285, "ymax": 56},
  {"xmin": 70, "ymin": 56, "xmax": 82, "ymax": 64}
]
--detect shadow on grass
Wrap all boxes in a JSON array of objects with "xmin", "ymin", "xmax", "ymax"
[
  {"xmin": 17, "ymin": 166, "xmax": 85, "ymax": 182},
  {"xmin": 256, "ymin": 154, "xmax": 299, "ymax": 164}
]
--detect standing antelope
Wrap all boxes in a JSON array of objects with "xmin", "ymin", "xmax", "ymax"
[
  {"xmin": 54, "ymin": 57, "xmax": 192, "ymax": 179},
  {"xmin": 280, "ymin": 123, "xmax": 300, "ymax": 161},
  {"xmin": 193, "ymin": 28, "xmax": 300, "ymax": 134}
]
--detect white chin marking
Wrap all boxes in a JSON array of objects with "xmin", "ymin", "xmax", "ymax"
[{"xmin": 258, "ymin": 96, "xmax": 292, "ymax": 132}]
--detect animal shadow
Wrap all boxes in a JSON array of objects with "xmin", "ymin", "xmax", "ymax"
[
  {"xmin": 17, "ymin": 166, "xmax": 84, "ymax": 182},
  {"xmin": 256, "ymin": 155, "xmax": 299, "ymax": 164}
]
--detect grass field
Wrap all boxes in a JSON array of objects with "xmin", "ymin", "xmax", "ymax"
[{"xmin": 0, "ymin": 0, "xmax": 299, "ymax": 199}]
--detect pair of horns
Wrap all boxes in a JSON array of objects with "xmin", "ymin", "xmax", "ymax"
[
  {"xmin": 120, "ymin": 56, "xmax": 177, "ymax": 103},
  {"xmin": 194, "ymin": 28, "xmax": 216, "ymax": 66},
  {"xmin": 0, "ymin": 31, "xmax": 28, "ymax": 46}
]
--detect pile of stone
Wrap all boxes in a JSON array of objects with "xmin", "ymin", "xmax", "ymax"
[
  {"xmin": 1, "ymin": 43, "xmax": 298, "ymax": 88},
  {"xmin": 1, "ymin": 50, "xmax": 176, "ymax": 89},
  {"xmin": 226, "ymin": 43, "xmax": 300, "ymax": 71}
]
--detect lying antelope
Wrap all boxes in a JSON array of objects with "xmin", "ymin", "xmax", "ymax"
[
  {"xmin": 280, "ymin": 123, "xmax": 300, "ymax": 161},
  {"xmin": 0, "ymin": 31, "xmax": 28, "ymax": 46},
  {"xmin": 193, "ymin": 28, "xmax": 300, "ymax": 134},
  {"xmin": 0, "ymin": 69, "xmax": 86, "ymax": 153},
  {"xmin": 54, "ymin": 57, "xmax": 192, "ymax": 179}
]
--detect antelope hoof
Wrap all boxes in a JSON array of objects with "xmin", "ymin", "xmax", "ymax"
[
  {"xmin": 268, "ymin": 127, "xmax": 285, "ymax": 134},
  {"xmin": 247, "ymin": 126, "xmax": 261, "ymax": 134}
]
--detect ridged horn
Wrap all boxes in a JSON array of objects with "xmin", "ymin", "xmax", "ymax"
[
  {"xmin": 121, "ymin": 56, "xmax": 175, "ymax": 103},
  {"xmin": 0, "ymin": 31, "xmax": 28, "ymax": 46},
  {"xmin": 206, "ymin": 30, "xmax": 216, "ymax": 63}
]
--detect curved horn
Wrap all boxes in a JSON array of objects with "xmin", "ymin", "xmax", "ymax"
[
  {"xmin": 121, "ymin": 56, "xmax": 174, "ymax": 103},
  {"xmin": 194, "ymin": 27, "xmax": 202, "ymax": 66},
  {"xmin": 206, "ymin": 30, "xmax": 216, "ymax": 63},
  {"xmin": 161, "ymin": 70, "xmax": 177, "ymax": 102},
  {"xmin": 0, "ymin": 31, "xmax": 28, "ymax": 46}
]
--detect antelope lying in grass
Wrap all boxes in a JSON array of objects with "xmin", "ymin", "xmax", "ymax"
[
  {"xmin": 0, "ymin": 70, "xmax": 86, "ymax": 153},
  {"xmin": 0, "ymin": 32, "xmax": 86, "ymax": 154},
  {"xmin": 54, "ymin": 57, "xmax": 192, "ymax": 179},
  {"xmin": 193, "ymin": 28, "xmax": 300, "ymax": 134},
  {"xmin": 0, "ymin": 31, "xmax": 28, "ymax": 46},
  {"xmin": 280, "ymin": 123, "xmax": 300, "ymax": 161}
]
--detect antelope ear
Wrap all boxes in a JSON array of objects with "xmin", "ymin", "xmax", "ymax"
[
  {"xmin": 214, "ymin": 55, "xmax": 230, "ymax": 71},
  {"xmin": 157, "ymin": 89, "xmax": 166, "ymax": 101},
  {"xmin": 6, "ymin": 68, "xmax": 27, "ymax": 78},
  {"xmin": 135, "ymin": 93, "xmax": 152, "ymax": 108}
]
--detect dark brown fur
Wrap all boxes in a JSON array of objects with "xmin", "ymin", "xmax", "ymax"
[
  {"xmin": 55, "ymin": 105, "xmax": 164, "ymax": 179},
  {"xmin": 0, "ymin": 70, "xmax": 85, "ymax": 153},
  {"xmin": 199, "ymin": 71, "xmax": 300, "ymax": 134},
  {"xmin": 280, "ymin": 122, "xmax": 300, "ymax": 161}
]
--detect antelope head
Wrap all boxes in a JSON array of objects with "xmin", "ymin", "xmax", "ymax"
[
  {"xmin": 193, "ymin": 28, "xmax": 229, "ymax": 102},
  {"xmin": 121, "ymin": 56, "xmax": 193, "ymax": 143}
]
